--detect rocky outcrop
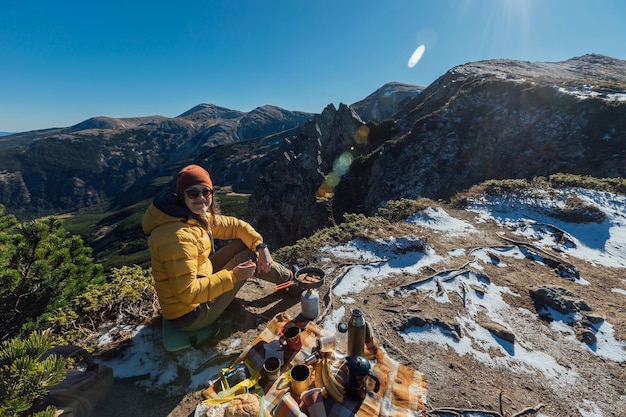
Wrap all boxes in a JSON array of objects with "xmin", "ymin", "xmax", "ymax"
[
  {"xmin": 479, "ymin": 319, "xmax": 515, "ymax": 344},
  {"xmin": 246, "ymin": 104, "xmax": 366, "ymax": 248},
  {"xmin": 529, "ymin": 285, "xmax": 604, "ymax": 346},
  {"xmin": 333, "ymin": 55, "xmax": 626, "ymax": 217}
]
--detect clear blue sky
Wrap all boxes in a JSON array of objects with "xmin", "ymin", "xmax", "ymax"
[{"xmin": 1, "ymin": 0, "xmax": 624, "ymax": 133}]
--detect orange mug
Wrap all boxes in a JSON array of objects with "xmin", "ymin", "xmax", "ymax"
[{"xmin": 280, "ymin": 326, "xmax": 303, "ymax": 351}]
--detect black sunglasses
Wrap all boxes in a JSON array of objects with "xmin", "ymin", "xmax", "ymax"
[{"xmin": 184, "ymin": 188, "xmax": 213, "ymax": 199}]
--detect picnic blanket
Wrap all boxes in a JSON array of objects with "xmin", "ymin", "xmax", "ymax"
[{"xmin": 201, "ymin": 312, "xmax": 427, "ymax": 417}]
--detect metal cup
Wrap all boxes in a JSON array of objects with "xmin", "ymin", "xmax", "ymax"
[
  {"xmin": 289, "ymin": 363, "xmax": 312, "ymax": 396},
  {"xmin": 263, "ymin": 356, "xmax": 282, "ymax": 382}
]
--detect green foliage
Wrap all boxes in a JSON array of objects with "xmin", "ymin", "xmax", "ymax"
[
  {"xmin": 0, "ymin": 212, "xmax": 104, "ymax": 340},
  {"xmin": 61, "ymin": 212, "xmax": 107, "ymax": 239},
  {"xmin": 548, "ymin": 173, "xmax": 626, "ymax": 194},
  {"xmin": 0, "ymin": 206, "xmax": 19, "ymax": 272},
  {"xmin": 216, "ymin": 191, "xmax": 250, "ymax": 220},
  {"xmin": 60, "ymin": 200, "xmax": 153, "ymax": 270},
  {"xmin": 482, "ymin": 178, "xmax": 532, "ymax": 196},
  {"xmin": 376, "ymin": 198, "xmax": 436, "ymax": 223},
  {"xmin": 0, "ymin": 331, "xmax": 66, "ymax": 417},
  {"xmin": 22, "ymin": 136, "xmax": 106, "ymax": 171},
  {"xmin": 448, "ymin": 195, "xmax": 469, "ymax": 209},
  {"xmin": 47, "ymin": 265, "xmax": 158, "ymax": 344}
]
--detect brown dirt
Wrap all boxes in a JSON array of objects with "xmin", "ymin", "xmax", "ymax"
[{"xmin": 92, "ymin": 205, "xmax": 626, "ymax": 417}]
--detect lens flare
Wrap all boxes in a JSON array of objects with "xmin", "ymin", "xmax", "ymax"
[
  {"xmin": 316, "ymin": 182, "xmax": 333, "ymax": 198},
  {"xmin": 325, "ymin": 172, "xmax": 341, "ymax": 187},
  {"xmin": 355, "ymin": 125, "xmax": 370, "ymax": 145},
  {"xmin": 333, "ymin": 152, "xmax": 354, "ymax": 176},
  {"xmin": 408, "ymin": 44, "xmax": 425, "ymax": 68}
]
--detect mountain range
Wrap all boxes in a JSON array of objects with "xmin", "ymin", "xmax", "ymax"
[{"xmin": 0, "ymin": 54, "xmax": 625, "ymax": 260}]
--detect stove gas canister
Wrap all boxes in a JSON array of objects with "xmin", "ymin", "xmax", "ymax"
[{"xmin": 301, "ymin": 288, "xmax": 319, "ymax": 319}]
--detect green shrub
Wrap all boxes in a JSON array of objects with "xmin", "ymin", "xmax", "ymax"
[
  {"xmin": 275, "ymin": 212, "xmax": 390, "ymax": 264},
  {"xmin": 376, "ymin": 198, "xmax": 436, "ymax": 222},
  {"xmin": 0, "ymin": 331, "xmax": 66, "ymax": 417},
  {"xmin": 47, "ymin": 265, "xmax": 158, "ymax": 345},
  {"xmin": 482, "ymin": 178, "xmax": 531, "ymax": 196},
  {"xmin": 548, "ymin": 173, "xmax": 626, "ymax": 194},
  {"xmin": 0, "ymin": 208, "xmax": 104, "ymax": 340}
]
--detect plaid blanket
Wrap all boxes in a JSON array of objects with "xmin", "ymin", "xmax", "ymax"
[{"xmin": 201, "ymin": 312, "xmax": 427, "ymax": 417}]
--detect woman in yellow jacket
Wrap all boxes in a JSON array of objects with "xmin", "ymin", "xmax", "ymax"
[{"xmin": 142, "ymin": 164, "xmax": 291, "ymax": 331}]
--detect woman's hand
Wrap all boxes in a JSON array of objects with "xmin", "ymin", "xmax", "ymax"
[
  {"xmin": 233, "ymin": 259, "xmax": 256, "ymax": 282},
  {"xmin": 256, "ymin": 247, "xmax": 273, "ymax": 274}
]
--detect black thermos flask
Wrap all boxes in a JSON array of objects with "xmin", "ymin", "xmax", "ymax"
[{"xmin": 347, "ymin": 309, "xmax": 366, "ymax": 357}]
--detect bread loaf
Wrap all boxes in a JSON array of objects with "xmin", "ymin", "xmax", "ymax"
[{"xmin": 224, "ymin": 393, "xmax": 259, "ymax": 417}]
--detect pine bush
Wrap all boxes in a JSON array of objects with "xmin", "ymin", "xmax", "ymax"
[{"xmin": 0, "ymin": 331, "xmax": 66, "ymax": 417}]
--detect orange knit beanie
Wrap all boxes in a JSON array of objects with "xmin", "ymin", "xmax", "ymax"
[{"xmin": 176, "ymin": 164, "xmax": 213, "ymax": 196}]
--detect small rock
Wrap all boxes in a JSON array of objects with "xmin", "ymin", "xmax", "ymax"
[
  {"xmin": 479, "ymin": 320, "xmax": 515, "ymax": 344},
  {"xmin": 576, "ymin": 326, "xmax": 597, "ymax": 346}
]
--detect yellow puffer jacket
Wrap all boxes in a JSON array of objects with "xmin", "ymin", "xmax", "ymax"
[{"xmin": 141, "ymin": 193, "xmax": 263, "ymax": 320}]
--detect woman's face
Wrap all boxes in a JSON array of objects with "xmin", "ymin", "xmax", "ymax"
[{"xmin": 183, "ymin": 186, "xmax": 213, "ymax": 215}]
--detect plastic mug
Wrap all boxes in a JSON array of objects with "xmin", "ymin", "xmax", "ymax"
[
  {"xmin": 289, "ymin": 363, "xmax": 312, "ymax": 396},
  {"xmin": 280, "ymin": 326, "xmax": 303, "ymax": 351},
  {"xmin": 272, "ymin": 392, "xmax": 307, "ymax": 417},
  {"xmin": 263, "ymin": 356, "xmax": 282, "ymax": 382},
  {"xmin": 300, "ymin": 387, "xmax": 327, "ymax": 417}
]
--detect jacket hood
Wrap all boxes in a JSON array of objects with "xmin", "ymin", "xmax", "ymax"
[{"xmin": 142, "ymin": 192, "xmax": 192, "ymax": 235}]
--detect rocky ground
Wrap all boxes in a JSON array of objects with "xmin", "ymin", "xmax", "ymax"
[{"xmin": 92, "ymin": 198, "xmax": 626, "ymax": 417}]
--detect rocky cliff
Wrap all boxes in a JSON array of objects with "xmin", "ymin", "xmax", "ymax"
[{"xmin": 352, "ymin": 54, "xmax": 626, "ymax": 210}]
